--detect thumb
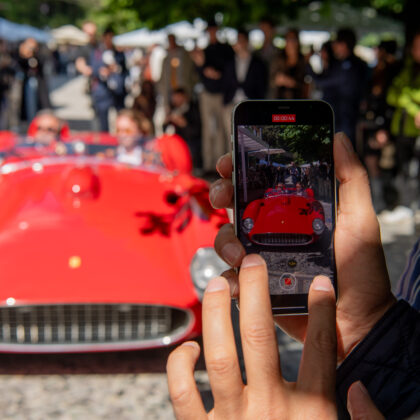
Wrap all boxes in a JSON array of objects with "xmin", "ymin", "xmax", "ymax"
[
  {"xmin": 334, "ymin": 132, "xmax": 373, "ymax": 213},
  {"xmin": 347, "ymin": 381, "xmax": 385, "ymax": 420},
  {"xmin": 333, "ymin": 131, "xmax": 379, "ymax": 241}
]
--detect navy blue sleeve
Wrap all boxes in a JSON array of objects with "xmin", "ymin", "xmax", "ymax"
[
  {"xmin": 336, "ymin": 300, "xmax": 420, "ymax": 420},
  {"xmin": 396, "ymin": 237, "xmax": 420, "ymax": 310}
]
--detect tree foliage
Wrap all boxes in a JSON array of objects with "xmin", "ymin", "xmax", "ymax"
[
  {"xmin": 90, "ymin": 0, "xmax": 300, "ymax": 32},
  {"xmin": 0, "ymin": 0, "xmax": 410, "ymax": 34},
  {"xmin": 0, "ymin": 0, "xmax": 90, "ymax": 29},
  {"xmin": 89, "ymin": 0, "xmax": 406, "ymax": 32},
  {"xmin": 262, "ymin": 125, "xmax": 332, "ymax": 164}
]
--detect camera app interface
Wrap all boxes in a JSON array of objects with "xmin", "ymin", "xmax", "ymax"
[{"xmin": 236, "ymin": 124, "xmax": 334, "ymax": 296}]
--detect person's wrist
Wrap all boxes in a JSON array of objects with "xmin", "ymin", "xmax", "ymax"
[{"xmin": 338, "ymin": 294, "xmax": 397, "ymax": 363}]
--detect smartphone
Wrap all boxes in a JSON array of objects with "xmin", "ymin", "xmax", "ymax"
[{"xmin": 232, "ymin": 100, "xmax": 336, "ymax": 315}]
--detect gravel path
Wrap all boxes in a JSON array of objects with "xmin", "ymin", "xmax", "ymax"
[
  {"xmin": 0, "ymin": 374, "xmax": 174, "ymax": 420},
  {"xmin": 0, "ymin": 345, "xmax": 212, "ymax": 420}
]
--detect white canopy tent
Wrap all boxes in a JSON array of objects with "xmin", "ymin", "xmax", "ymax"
[
  {"xmin": 113, "ymin": 28, "xmax": 165, "ymax": 48},
  {"xmin": 51, "ymin": 25, "xmax": 89, "ymax": 46},
  {"xmin": 113, "ymin": 20, "xmax": 207, "ymax": 49},
  {"xmin": 114, "ymin": 21, "xmax": 336, "ymax": 53}
]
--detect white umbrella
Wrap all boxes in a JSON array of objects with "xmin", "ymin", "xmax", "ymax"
[
  {"xmin": 164, "ymin": 21, "xmax": 202, "ymax": 41},
  {"xmin": 113, "ymin": 28, "xmax": 166, "ymax": 47},
  {"xmin": 114, "ymin": 21, "xmax": 205, "ymax": 48},
  {"xmin": 51, "ymin": 25, "xmax": 89, "ymax": 46}
]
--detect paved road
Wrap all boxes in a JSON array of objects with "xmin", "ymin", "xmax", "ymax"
[
  {"xmin": 0, "ymin": 75, "xmax": 417, "ymax": 419},
  {"xmin": 49, "ymin": 75, "xmax": 95, "ymax": 132}
]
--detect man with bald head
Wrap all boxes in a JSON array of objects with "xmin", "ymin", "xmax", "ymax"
[{"xmin": 27, "ymin": 110, "xmax": 63, "ymax": 146}]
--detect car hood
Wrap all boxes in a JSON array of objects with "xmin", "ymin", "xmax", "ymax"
[
  {"xmin": 0, "ymin": 158, "xmax": 225, "ymax": 308},
  {"xmin": 251, "ymin": 195, "xmax": 316, "ymax": 234}
]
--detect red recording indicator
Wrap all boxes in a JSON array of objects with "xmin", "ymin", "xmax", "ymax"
[{"xmin": 272, "ymin": 114, "xmax": 296, "ymax": 123}]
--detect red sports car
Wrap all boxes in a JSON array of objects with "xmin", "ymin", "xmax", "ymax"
[
  {"xmin": 0, "ymin": 131, "xmax": 228, "ymax": 353},
  {"xmin": 241, "ymin": 189, "xmax": 326, "ymax": 247}
]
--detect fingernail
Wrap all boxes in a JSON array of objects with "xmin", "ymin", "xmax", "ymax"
[
  {"xmin": 312, "ymin": 275, "xmax": 333, "ymax": 292},
  {"xmin": 215, "ymin": 155, "xmax": 225, "ymax": 173},
  {"xmin": 209, "ymin": 181, "xmax": 224, "ymax": 203},
  {"xmin": 221, "ymin": 242, "xmax": 243, "ymax": 266},
  {"xmin": 206, "ymin": 276, "xmax": 228, "ymax": 293},
  {"xmin": 354, "ymin": 380, "xmax": 369, "ymax": 396},
  {"xmin": 241, "ymin": 254, "xmax": 264, "ymax": 268},
  {"xmin": 347, "ymin": 380, "xmax": 369, "ymax": 416},
  {"xmin": 181, "ymin": 341, "xmax": 200, "ymax": 350},
  {"xmin": 338, "ymin": 132, "xmax": 355, "ymax": 155}
]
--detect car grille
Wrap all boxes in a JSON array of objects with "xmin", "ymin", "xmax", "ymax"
[
  {"xmin": 252, "ymin": 233, "xmax": 312, "ymax": 245},
  {"xmin": 0, "ymin": 304, "xmax": 192, "ymax": 351}
]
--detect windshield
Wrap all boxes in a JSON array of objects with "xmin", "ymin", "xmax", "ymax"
[{"xmin": 0, "ymin": 135, "xmax": 165, "ymax": 170}]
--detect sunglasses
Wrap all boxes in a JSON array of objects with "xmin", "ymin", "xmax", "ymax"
[
  {"xmin": 37, "ymin": 126, "xmax": 59, "ymax": 134},
  {"xmin": 116, "ymin": 128, "xmax": 137, "ymax": 135}
]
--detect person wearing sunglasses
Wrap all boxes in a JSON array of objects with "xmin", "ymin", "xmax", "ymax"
[{"xmin": 25, "ymin": 109, "xmax": 70, "ymax": 146}]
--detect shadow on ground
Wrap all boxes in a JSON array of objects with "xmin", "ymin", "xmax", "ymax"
[{"xmin": 0, "ymin": 339, "xmax": 206, "ymax": 375}]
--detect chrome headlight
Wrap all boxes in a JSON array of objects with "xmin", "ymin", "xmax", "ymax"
[
  {"xmin": 74, "ymin": 141, "xmax": 86, "ymax": 154},
  {"xmin": 312, "ymin": 218, "xmax": 325, "ymax": 235},
  {"xmin": 242, "ymin": 217, "xmax": 254, "ymax": 233},
  {"xmin": 190, "ymin": 247, "xmax": 230, "ymax": 299}
]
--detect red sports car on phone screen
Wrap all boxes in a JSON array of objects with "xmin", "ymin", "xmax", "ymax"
[
  {"xmin": 241, "ymin": 188, "xmax": 326, "ymax": 247},
  {"xmin": 0, "ymin": 131, "xmax": 228, "ymax": 353}
]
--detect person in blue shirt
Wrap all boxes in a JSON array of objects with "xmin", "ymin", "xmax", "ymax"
[{"xmin": 90, "ymin": 27, "xmax": 127, "ymax": 132}]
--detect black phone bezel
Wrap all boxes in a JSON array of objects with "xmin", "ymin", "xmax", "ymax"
[{"xmin": 232, "ymin": 100, "xmax": 337, "ymax": 315}]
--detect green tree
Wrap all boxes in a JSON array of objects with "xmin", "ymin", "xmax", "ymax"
[
  {"xmin": 262, "ymin": 125, "xmax": 332, "ymax": 164},
  {"xmin": 90, "ymin": 0, "xmax": 302, "ymax": 31},
  {"xmin": 0, "ymin": 0, "xmax": 412, "ymax": 36},
  {"xmin": 88, "ymin": 0, "xmax": 406, "ymax": 31},
  {"xmin": 0, "ymin": 0, "xmax": 91, "ymax": 28}
]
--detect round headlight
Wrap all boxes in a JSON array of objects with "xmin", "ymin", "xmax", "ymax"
[
  {"xmin": 190, "ymin": 247, "xmax": 230, "ymax": 299},
  {"xmin": 242, "ymin": 217, "xmax": 254, "ymax": 233},
  {"xmin": 312, "ymin": 218, "xmax": 325, "ymax": 235},
  {"xmin": 74, "ymin": 141, "xmax": 86, "ymax": 154}
]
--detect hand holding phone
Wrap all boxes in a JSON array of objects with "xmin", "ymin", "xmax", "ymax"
[{"xmin": 211, "ymin": 131, "xmax": 395, "ymax": 360}]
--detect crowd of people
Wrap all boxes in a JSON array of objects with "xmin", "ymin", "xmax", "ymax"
[
  {"xmin": 246, "ymin": 160, "xmax": 332, "ymax": 202},
  {"xmin": 1, "ymin": 19, "xmax": 420, "ymax": 211}
]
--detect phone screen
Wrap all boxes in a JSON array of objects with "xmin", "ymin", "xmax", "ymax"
[{"xmin": 233, "ymin": 100, "xmax": 336, "ymax": 314}]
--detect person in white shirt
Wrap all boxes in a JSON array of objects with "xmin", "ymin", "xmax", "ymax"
[{"xmin": 115, "ymin": 109, "xmax": 152, "ymax": 166}]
